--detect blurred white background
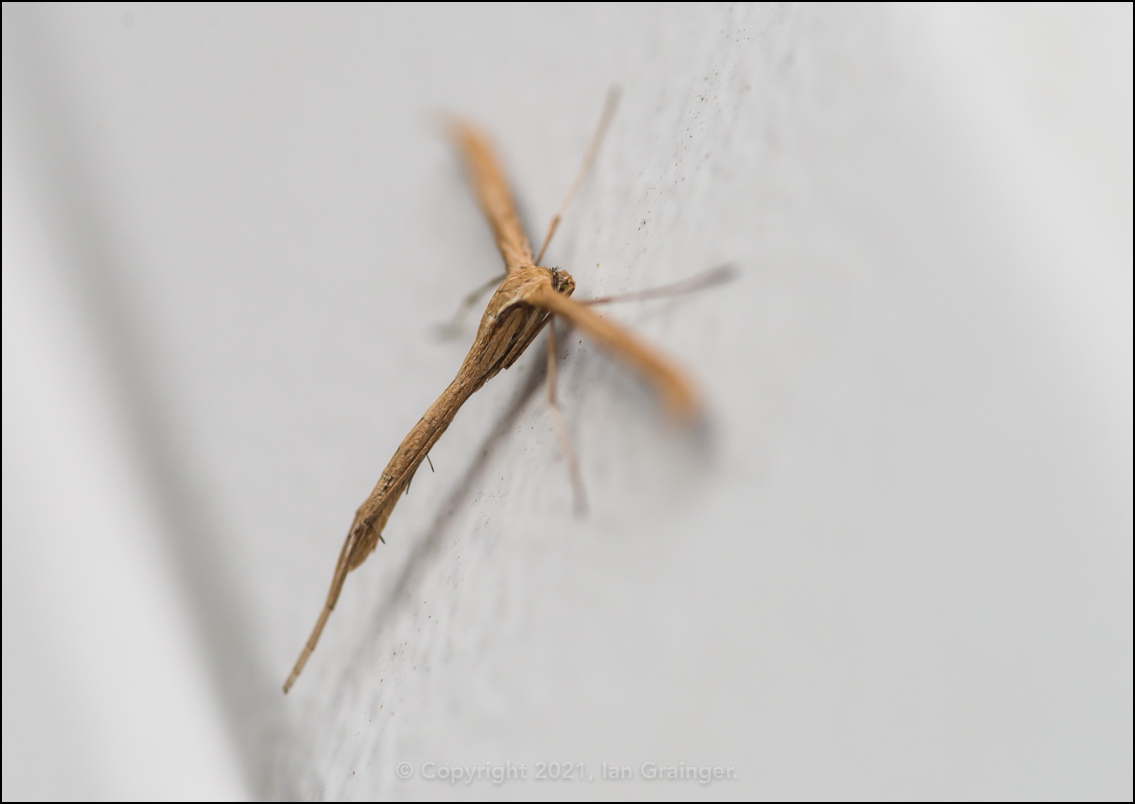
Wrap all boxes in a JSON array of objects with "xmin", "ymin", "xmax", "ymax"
[{"xmin": 3, "ymin": 4, "xmax": 1131, "ymax": 800}]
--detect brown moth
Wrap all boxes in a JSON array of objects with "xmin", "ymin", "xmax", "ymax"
[{"xmin": 284, "ymin": 91, "xmax": 729, "ymax": 692}]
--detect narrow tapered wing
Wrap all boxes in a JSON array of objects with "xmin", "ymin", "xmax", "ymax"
[
  {"xmin": 529, "ymin": 284, "xmax": 700, "ymax": 421},
  {"xmin": 448, "ymin": 121, "xmax": 535, "ymax": 273}
]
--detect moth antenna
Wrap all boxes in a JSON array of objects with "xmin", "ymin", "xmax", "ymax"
[
  {"xmin": 580, "ymin": 264, "xmax": 738, "ymax": 306},
  {"xmin": 546, "ymin": 318, "xmax": 588, "ymax": 515},
  {"xmin": 535, "ymin": 86, "xmax": 621, "ymax": 265}
]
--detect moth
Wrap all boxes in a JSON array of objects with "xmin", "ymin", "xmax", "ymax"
[{"xmin": 285, "ymin": 90, "xmax": 732, "ymax": 692}]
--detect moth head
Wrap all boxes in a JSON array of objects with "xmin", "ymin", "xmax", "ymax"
[{"xmin": 550, "ymin": 268, "xmax": 576, "ymax": 297}]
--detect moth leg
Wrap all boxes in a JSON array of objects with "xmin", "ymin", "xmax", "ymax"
[
  {"xmin": 579, "ymin": 263, "xmax": 737, "ymax": 306},
  {"xmin": 546, "ymin": 317, "xmax": 588, "ymax": 515},
  {"xmin": 434, "ymin": 272, "xmax": 508, "ymax": 339}
]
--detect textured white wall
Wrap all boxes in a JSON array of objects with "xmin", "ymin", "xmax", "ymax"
[{"xmin": 3, "ymin": 4, "xmax": 1131, "ymax": 800}]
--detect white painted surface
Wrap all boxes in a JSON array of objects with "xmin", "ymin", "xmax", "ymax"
[{"xmin": 3, "ymin": 4, "xmax": 1130, "ymax": 800}]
